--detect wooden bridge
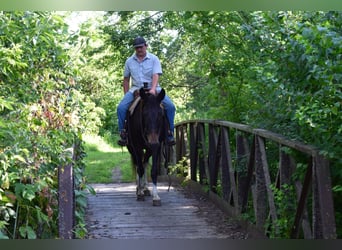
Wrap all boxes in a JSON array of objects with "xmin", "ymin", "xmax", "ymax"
[
  {"xmin": 85, "ymin": 181, "xmax": 262, "ymax": 239},
  {"xmin": 58, "ymin": 120, "xmax": 337, "ymax": 239}
]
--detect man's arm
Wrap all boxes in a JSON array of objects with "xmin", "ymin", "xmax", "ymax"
[
  {"xmin": 149, "ymin": 55, "xmax": 162, "ymax": 95},
  {"xmin": 149, "ymin": 73, "xmax": 159, "ymax": 95},
  {"xmin": 122, "ymin": 77, "xmax": 130, "ymax": 94}
]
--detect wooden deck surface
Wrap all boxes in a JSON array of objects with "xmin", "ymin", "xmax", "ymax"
[{"xmin": 85, "ymin": 182, "xmax": 251, "ymax": 239}]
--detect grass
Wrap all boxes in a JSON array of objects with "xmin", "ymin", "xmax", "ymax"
[{"xmin": 82, "ymin": 134, "xmax": 134, "ymax": 183}]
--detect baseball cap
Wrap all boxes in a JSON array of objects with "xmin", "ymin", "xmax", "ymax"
[{"xmin": 133, "ymin": 36, "xmax": 146, "ymax": 47}]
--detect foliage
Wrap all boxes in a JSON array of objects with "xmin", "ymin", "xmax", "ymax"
[
  {"xmin": 265, "ymin": 184, "xmax": 296, "ymax": 239},
  {"xmin": 0, "ymin": 11, "xmax": 97, "ymax": 238}
]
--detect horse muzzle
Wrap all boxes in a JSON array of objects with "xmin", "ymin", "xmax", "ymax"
[{"xmin": 146, "ymin": 132, "xmax": 160, "ymax": 146}]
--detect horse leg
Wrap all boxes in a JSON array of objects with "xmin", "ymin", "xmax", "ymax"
[
  {"xmin": 142, "ymin": 162, "xmax": 151, "ymax": 196},
  {"xmin": 151, "ymin": 144, "xmax": 161, "ymax": 206},
  {"xmin": 135, "ymin": 161, "xmax": 145, "ymax": 201},
  {"xmin": 142, "ymin": 150, "xmax": 152, "ymax": 196}
]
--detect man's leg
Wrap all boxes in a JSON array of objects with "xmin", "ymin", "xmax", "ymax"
[
  {"xmin": 162, "ymin": 95, "xmax": 176, "ymax": 145},
  {"xmin": 117, "ymin": 92, "xmax": 134, "ymax": 146}
]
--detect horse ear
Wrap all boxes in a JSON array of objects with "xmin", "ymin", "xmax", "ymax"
[
  {"xmin": 140, "ymin": 87, "xmax": 146, "ymax": 100},
  {"xmin": 157, "ymin": 88, "xmax": 165, "ymax": 102}
]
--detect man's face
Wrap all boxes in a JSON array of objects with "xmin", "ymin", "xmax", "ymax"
[{"xmin": 135, "ymin": 44, "xmax": 147, "ymax": 57}]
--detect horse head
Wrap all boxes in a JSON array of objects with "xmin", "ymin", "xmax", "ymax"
[{"xmin": 139, "ymin": 87, "xmax": 166, "ymax": 146}]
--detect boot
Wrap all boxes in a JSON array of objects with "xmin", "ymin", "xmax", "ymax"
[
  {"xmin": 117, "ymin": 130, "xmax": 127, "ymax": 146},
  {"xmin": 167, "ymin": 131, "xmax": 176, "ymax": 146}
]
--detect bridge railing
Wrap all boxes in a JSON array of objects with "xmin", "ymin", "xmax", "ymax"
[{"xmin": 175, "ymin": 120, "xmax": 336, "ymax": 239}]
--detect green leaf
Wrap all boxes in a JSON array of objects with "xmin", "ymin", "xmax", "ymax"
[
  {"xmin": 15, "ymin": 183, "xmax": 25, "ymax": 195},
  {"xmin": 19, "ymin": 225, "xmax": 37, "ymax": 239},
  {"xmin": 13, "ymin": 155, "xmax": 26, "ymax": 163},
  {"xmin": 22, "ymin": 185, "xmax": 36, "ymax": 201}
]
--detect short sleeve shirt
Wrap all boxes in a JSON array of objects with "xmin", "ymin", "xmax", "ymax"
[{"xmin": 124, "ymin": 52, "xmax": 162, "ymax": 93}]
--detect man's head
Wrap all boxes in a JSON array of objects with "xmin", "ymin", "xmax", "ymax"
[
  {"xmin": 133, "ymin": 36, "xmax": 147, "ymax": 57},
  {"xmin": 133, "ymin": 36, "xmax": 147, "ymax": 48}
]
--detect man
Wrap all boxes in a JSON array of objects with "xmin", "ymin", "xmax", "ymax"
[{"xmin": 117, "ymin": 36, "xmax": 176, "ymax": 146}]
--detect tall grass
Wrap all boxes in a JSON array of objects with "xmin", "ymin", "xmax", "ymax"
[{"xmin": 83, "ymin": 134, "xmax": 134, "ymax": 183}]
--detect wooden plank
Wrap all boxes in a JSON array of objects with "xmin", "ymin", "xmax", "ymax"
[
  {"xmin": 177, "ymin": 121, "xmax": 318, "ymax": 155},
  {"xmin": 177, "ymin": 120, "xmax": 253, "ymax": 133},
  {"xmin": 253, "ymin": 129, "xmax": 317, "ymax": 156}
]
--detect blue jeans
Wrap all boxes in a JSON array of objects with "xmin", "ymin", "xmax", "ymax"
[{"xmin": 117, "ymin": 91, "xmax": 176, "ymax": 134}]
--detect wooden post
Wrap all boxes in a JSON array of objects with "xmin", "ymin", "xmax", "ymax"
[
  {"xmin": 58, "ymin": 163, "xmax": 74, "ymax": 238},
  {"xmin": 220, "ymin": 127, "xmax": 238, "ymax": 208},
  {"xmin": 254, "ymin": 136, "xmax": 267, "ymax": 230},
  {"xmin": 312, "ymin": 155, "xmax": 336, "ymax": 239},
  {"xmin": 236, "ymin": 132, "xmax": 250, "ymax": 211},
  {"xmin": 291, "ymin": 160, "xmax": 313, "ymax": 238},
  {"xmin": 189, "ymin": 123, "xmax": 198, "ymax": 181},
  {"xmin": 240, "ymin": 135, "xmax": 255, "ymax": 213},
  {"xmin": 197, "ymin": 123, "xmax": 207, "ymax": 185},
  {"xmin": 208, "ymin": 124, "xmax": 219, "ymax": 193},
  {"xmin": 257, "ymin": 136, "xmax": 278, "ymax": 234}
]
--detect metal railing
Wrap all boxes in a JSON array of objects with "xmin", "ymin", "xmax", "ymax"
[{"xmin": 175, "ymin": 120, "xmax": 336, "ymax": 239}]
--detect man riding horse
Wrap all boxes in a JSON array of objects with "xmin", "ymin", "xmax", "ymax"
[
  {"xmin": 116, "ymin": 36, "xmax": 176, "ymax": 205},
  {"xmin": 117, "ymin": 36, "xmax": 176, "ymax": 147}
]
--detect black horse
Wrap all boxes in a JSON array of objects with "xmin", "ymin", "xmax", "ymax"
[{"xmin": 126, "ymin": 87, "xmax": 169, "ymax": 206}]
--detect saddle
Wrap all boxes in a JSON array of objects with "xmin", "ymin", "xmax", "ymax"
[
  {"xmin": 128, "ymin": 89, "xmax": 164, "ymax": 116},
  {"xmin": 128, "ymin": 90, "xmax": 142, "ymax": 115}
]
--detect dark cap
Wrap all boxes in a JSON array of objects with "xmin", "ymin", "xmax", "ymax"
[{"xmin": 133, "ymin": 36, "xmax": 146, "ymax": 47}]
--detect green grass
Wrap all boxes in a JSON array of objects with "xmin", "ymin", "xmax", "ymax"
[{"xmin": 83, "ymin": 134, "xmax": 134, "ymax": 183}]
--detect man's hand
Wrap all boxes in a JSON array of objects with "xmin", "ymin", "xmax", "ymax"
[{"xmin": 148, "ymin": 88, "xmax": 157, "ymax": 95}]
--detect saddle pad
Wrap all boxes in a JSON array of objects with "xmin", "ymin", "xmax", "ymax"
[{"xmin": 129, "ymin": 96, "xmax": 141, "ymax": 115}]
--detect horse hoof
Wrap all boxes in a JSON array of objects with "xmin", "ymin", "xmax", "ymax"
[
  {"xmin": 153, "ymin": 199, "xmax": 161, "ymax": 206},
  {"xmin": 137, "ymin": 195, "xmax": 145, "ymax": 201},
  {"xmin": 144, "ymin": 189, "xmax": 151, "ymax": 196}
]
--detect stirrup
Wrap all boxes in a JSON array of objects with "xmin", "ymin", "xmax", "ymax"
[
  {"xmin": 117, "ymin": 139, "xmax": 127, "ymax": 146},
  {"xmin": 167, "ymin": 132, "xmax": 175, "ymax": 146},
  {"xmin": 117, "ymin": 130, "xmax": 127, "ymax": 146}
]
